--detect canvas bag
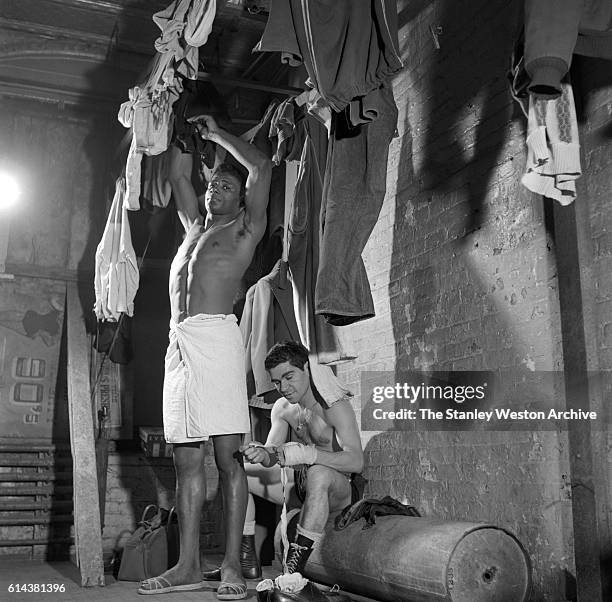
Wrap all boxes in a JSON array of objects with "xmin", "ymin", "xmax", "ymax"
[{"xmin": 118, "ymin": 504, "xmax": 176, "ymax": 581}]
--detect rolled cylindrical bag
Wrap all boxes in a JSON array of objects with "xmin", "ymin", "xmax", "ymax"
[{"xmin": 277, "ymin": 511, "xmax": 531, "ymax": 602}]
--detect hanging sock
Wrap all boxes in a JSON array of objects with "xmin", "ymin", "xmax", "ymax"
[{"xmin": 521, "ymin": 81, "xmax": 581, "ymax": 204}]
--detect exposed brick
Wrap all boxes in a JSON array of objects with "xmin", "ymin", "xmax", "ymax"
[{"xmin": 325, "ymin": 1, "xmax": 612, "ymax": 598}]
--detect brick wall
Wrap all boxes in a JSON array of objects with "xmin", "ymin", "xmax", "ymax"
[
  {"xmin": 578, "ymin": 55, "xmax": 612, "ymax": 590},
  {"xmin": 101, "ymin": 445, "xmax": 223, "ymax": 562},
  {"xmin": 333, "ymin": 0, "xmax": 612, "ymax": 599}
]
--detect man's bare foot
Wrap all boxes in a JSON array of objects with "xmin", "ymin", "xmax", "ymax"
[
  {"xmin": 217, "ymin": 564, "xmax": 247, "ymax": 600},
  {"xmin": 137, "ymin": 564, "xmax": 204, "ymax": 595}
]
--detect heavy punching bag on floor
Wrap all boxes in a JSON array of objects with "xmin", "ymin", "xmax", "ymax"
[{"xmin": 276, "ymin": 510, "xmax": 531, "ymax": 602}]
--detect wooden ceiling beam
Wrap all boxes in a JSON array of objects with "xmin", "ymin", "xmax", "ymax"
[{"xmin": 198, "ymin": 71, "xmax": 301, "ymax": 96}]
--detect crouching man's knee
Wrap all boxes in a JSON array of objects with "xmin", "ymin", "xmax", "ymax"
[{"xmin": 304, "ymin": 464, "xmax": 335, "ymax": 495}]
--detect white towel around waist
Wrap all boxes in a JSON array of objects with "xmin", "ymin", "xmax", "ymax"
[{"xmin": 163, "ymin": 313, "xmax": 250, "ymax": 443}]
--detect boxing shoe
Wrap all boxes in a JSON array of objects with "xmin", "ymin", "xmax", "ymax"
[
  {"xmin": 285, "ymin": 542, "xmax": 313, "ymax": 575},
  {"xmin": 202, "ymin": 534, "xmax": 261, "ymax": 580}
]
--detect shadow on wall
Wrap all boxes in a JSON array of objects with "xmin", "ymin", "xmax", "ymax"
[
  {"xmin": 418, "ymin": 0, "xmax": 522, "ymax": 235},
  {"xmin": 572, "ymin": 55, "xmax": 612, "ymax": 132},
  {"xmin": 389, "ymin": 0, "xmax": 535, "ymax": 378}
]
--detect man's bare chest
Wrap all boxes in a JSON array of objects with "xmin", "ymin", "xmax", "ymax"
[
  {"xmin": 174, "ymin": 220, "xmax": 252, "ymax": 277},
  {"xmin": 291, "ymin": 405, "xmax": 335, "ymax": 448}
]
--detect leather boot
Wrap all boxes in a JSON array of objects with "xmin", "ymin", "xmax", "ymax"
[
  {"xmin": 240, "ymin": 534, "xmax": 261, "ymax": 579},
  {"xmin": 202, "ymin": 534, "xmax": 262, "ymax": 580}
]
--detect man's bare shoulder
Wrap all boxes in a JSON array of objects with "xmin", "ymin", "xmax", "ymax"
[
  {"xmin": 323, "ymin": 398, "xmax": 357, "ymax": 424},
  {"xmin": 271, "ymin": 396, "xmax": 292, "ymax": 415},
  {"xmin": 180, "ymin": 213, "xmax": 203, "ymax": 233}
]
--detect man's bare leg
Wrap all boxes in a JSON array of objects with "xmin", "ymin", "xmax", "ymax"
[
  {"xmin": 300, "ymin": 465, "xmax": 351, "ymax": 532},
  {"xmin": 285, "ymin": 465, "xmax": 351, "ymax": 575},
  {"xmin": 140, "ymin": 442, "xmax": 206, "ymax": 588},
  {"xmin": 245, "ymin": 462, "xmax": 295, "ymax": 507},
  {"xmin": 212, "ymin": 433, "xmax": 248, "ymax": 589}
]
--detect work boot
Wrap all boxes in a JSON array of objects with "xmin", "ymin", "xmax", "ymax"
[
  {"xmin": 240, "ymin": 533, "xmax": 262, "ymax": 579},
  {"xmin": 284, "ymin": 542, "xmax": 313, "ymax": 575},
  {"xmin": 201, "ymin": 534, "xmax": 261, "ymax": 580}
]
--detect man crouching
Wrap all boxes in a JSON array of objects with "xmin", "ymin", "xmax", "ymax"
[{"xmin": 241, "ymin": 341, "xmax": 364, "ymax": 575}]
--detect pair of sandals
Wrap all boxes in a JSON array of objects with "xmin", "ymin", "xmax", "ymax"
[{"xmin": 137, "ymin": 574, "xmax": 247, "ymax": 600}]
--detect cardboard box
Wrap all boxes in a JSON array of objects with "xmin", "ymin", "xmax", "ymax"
[{"xmin": 138, "ymin": 426, "xmax": 173, "ymax": 458}]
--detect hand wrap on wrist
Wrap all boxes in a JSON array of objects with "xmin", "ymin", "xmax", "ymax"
[{"xmin": 278, "ymin": 442, "xmax": 318, "ymax": 467}]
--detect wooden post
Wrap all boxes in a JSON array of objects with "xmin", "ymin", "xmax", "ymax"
[
  {"xmin": 66, "ymin": 283, "xmax": 105, "ymax": 587},
  {"xmin": 552, "ymin": 194, "xmax": 607, "ymax": 600}
]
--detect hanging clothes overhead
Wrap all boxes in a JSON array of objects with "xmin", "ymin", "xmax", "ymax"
[
  {"xmin": 94, "ymin": 178, "xmax": 139, "ymax": 322},
  {"xmin": 524, "ymin": 0, "xmax": 612, "ymax": 97},
  {"xmin": 255, "ymin": 3, "xmax": 402, "ymax": 325},
  {"xmin": 286, "ymin": 128, "xmax": 356, "ymax": 358},
  {"xmin": 254, "ymin": 0, "xmax": 403, "ymax": 128},
  {"xmin": 117, "ymin": 0, "xmax": 217, "ymax": 210},
  {"xmin": 240, "ymin": 260, "xmax": 302, "ymax": 404},
  {"xmin": 315, "ymin": 83, "xmax": 398, "ymax": 326},
  {"xmin": 268, "ymin": 98, "xmax": 306, "ymax": 166},
  {"xmin": 140, "ymin": 150, "xmax": 172, "ymax": 212},
  {"xmin": 240, "ymin": 260, "xmax": 353, "ymax": 409},
  {"xmin": 522, "ymin": 82, "xmax": 581, "ymax": 204},
  {"xmin": 511, "ymin": 1, "xmax": 612, "ymax": 204}
]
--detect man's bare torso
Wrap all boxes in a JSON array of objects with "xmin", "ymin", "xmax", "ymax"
[
  {"xmin": 278, "ymin": 398, "xmax": 338, "ymax": 454},
  {"xmin": 169, "ymin": 211, "xmax": 255, "ymax": 323}
]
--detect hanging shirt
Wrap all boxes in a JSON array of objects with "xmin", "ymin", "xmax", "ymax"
[{"xmin": 94, "ymin": 178, "xmax": 139, "ymax": 321}]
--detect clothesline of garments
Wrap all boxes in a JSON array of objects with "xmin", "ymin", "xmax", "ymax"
[
  {"xmin": 94, "ymin": 0, "xmax": 217, "ymax": 326},
  {"xmin": 93, "ymin": 0, "xmax": 612, "ymax": 385},
  {"xmin": 94, "ymin": 0, "xmax": 404, "ymax": 362}
]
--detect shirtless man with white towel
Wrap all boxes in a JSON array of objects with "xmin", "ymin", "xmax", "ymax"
[{"xmin": 138, "ymin": 115, "xmax": 271, "ymax": 600}]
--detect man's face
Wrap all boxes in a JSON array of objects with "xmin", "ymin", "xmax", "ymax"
[
  {"xmin": 268, "ymin": 361, "xmax": 310, "ymax": 404},
  {"xmin": 204, "ymin": 172, "xmax": 242, "ymax": 216}
]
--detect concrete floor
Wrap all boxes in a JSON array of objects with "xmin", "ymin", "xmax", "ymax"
[
  {"xmin": 0, "ymin": 557, "xmax": 376, "ymax": 602},
  {"xmin": 0, "ymin": 557, "xmax": 272, "ymax": 602}
]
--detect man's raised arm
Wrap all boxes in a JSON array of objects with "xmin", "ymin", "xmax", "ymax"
[
  {"xmin": 192, "ymin": 115, "xmax": 272, "ymax": 233},
  {"xmin": 167, "ymin": 144, "xmax": 202, "ymax": 232}
]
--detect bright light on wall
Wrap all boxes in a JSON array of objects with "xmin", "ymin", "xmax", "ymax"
[{"xmin": 0, "ymin": 172, "xmax": 21, "ymax": 210}]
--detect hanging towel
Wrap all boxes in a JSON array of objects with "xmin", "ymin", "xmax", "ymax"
[
  {"xmin": 163, "ymin": 314, "xmax": 250, "ymax": 442},
  {"xmin": 94, "ymin": 178, "xmax": 139, "ymax": 321},
  {"xmin": 522, "ymin": 82, "xmax": 581, "ymax": 205}
]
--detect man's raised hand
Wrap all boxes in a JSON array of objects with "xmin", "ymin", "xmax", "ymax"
[{"xmin": 188, "ymin": 114, "xmax": 220, "ymax": 140}]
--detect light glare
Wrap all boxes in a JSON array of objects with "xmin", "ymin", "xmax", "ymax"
[{"xmin": 0, "ymin": 173, "xmax": 21, "ymax": 209}]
